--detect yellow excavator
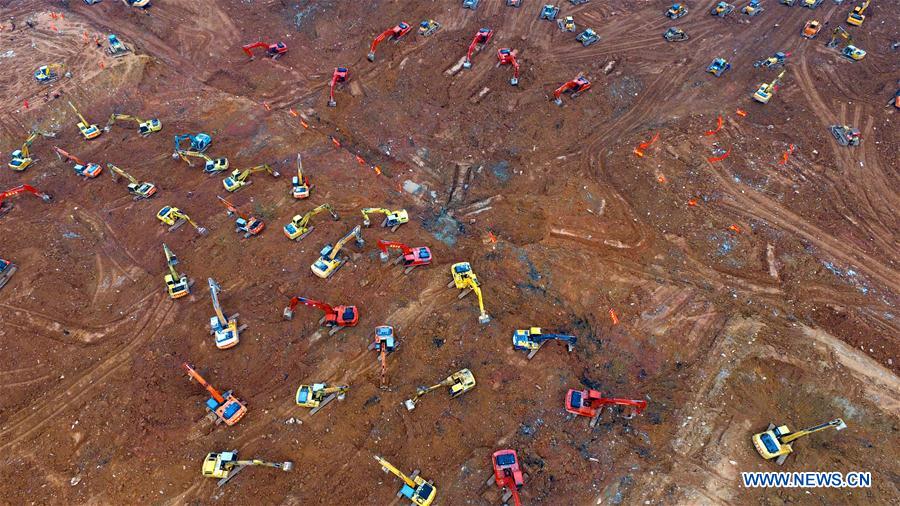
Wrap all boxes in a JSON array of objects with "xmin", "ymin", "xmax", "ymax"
[
  {"xmin": 846, "ymin": 0, "xmax": 870, "ymax": 26},
  {"xmin": 163, "ymin": 243, "xmax": 191, "ymax": 299},
  {"xmin": 752, "ymin": 70, "xmax": 786, "ymax": 104},
  {"xmin": 295, "ymin": 383, "xmax": 349, "ymax": 415},
  {"xmin": 292, "ymin": 153, "xmax": 310, "ymax": 199},
  {"xmin": 222, "ymin": 164, "xmax": 279, "ymax": 192},
  {"xmin": 8, "ymin": 131, "xmax": 48, "ymax": 171},
  {"xmin": 34, "ymin": 63, "xmax": 66, "ymax": 83},
  {"xmin": 108, "ymin": 163, "xmax": 157, "ymax": 199},
  {"xmin": 104, "ymin": 113, "xmax": 162, "ymax": 136},
  {"xmin": 449, "ymin": 262, "xmax": 490, "ymax": 324},
  {"xmin": 283, "ymin": 203, "xmax": 338, "ymax": 241},
  {"xmin": 311, "ymin": 225, "xmax": 364, "ymax": 278},
  {"xmin": 156, "ymin": 206, "xmax": 208, "ymax": 235},
  {"xmin": 826, "ymin": 26, "xmax": 866, "ymax": 60},
  {"xmin": 374, "ymin": 455, "xmax": 437, "ymax": 506},
  {"xmin": 404, "ymin": 368, "xmax": 476, "ymax": 411},
  {"xmin": 361, "ymin": 207, "xmax": 409, "ymax": 231},
  {"xmin": 753, "ymin": 418, "xmax": 847, "ymax": 465},
  {"xmin": 174, "ymin": 150, "xmax": 229, "ymax": 173},
  {"xmin": 67, "ymin": 101, "xmax": 102, "ymax": 140},
  {"xmin": 202, "ymin": 451, "xmax": 293, "ymax": 487}
]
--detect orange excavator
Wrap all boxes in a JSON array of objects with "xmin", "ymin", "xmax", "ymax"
[
  {"xmin": 283, "ymin": 296, "xmax": 359, "ymax": 336},
  {"xmin": 377, "ymin": 240, "xmax": 432, "ymax": 274},
  {"xmin": 242, "ymin": 41, "xmax": 287, "ymax": 60},
  {"xmin": 497, "ymin": 48, "xmax": 520, "ymax": 86},
  {"xmin": 553, "ymin": 75, "xmax": 591, "ymax": 105},
  {"xmin": 367, "ymin": 22, "xmax": 413, "ymax": 62},
  {"xmin": 565, "ymin": 388, "xmax": 647, "ymax": 427},
  {"xmin": 182, "ymin": 362, "xmax": 248, "ymax": 426},
  {"xmin": 53, "ymin": 146, "xmax": 102, "ymax": 178},
  {"xmin": 463, "ymin": 28, "xmax": 494, "ymax": 69},
  {"xmin": 217, "ymin": 196, "xmax": 265, "ymax": 238},
  {"xmin": 0, "ymin": 184, "xmax": 51, "ymax": 217},
  {"xmin": 328, "ymin": 67, "xmax": 349, "ymax": 107}
]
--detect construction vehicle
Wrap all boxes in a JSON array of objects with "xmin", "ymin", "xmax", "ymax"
[
  {"xmin": 576, "ymin": 28, "xmax": 600, "ymax": 47},
  {"xmin": 106, "ymin": 34, "xmax": 130, "ymax": 57},
  {"xmin": 377, "ymin": 240, "xmax": 432, "ymax": 274},
  {"xmin": 570, "ymin": 0, "xmax": 590, "ymax": 4},
  {"xmin": 755, "ymin": 51, "xmax": 790, "ymax": 68},
  {"xmin": 491, "ymin": 449, "xmax": 524, "ymax": 506},
  {"xmin": 292, "ymin": 153, "xmax": 310, "ymax": 199},
  {"xmin": 557, "ymin": 16, "xmax": 576, "ymax": 32},
  {"xmin": 174, "ymin": 133, "xmax": 212, "ymax": 153},
  {"xmin": 802, "ymin": 20, "xmax": 821, "ymax": 38},
  {"xmin": 311, "ymin": 225, "xmax": 364, "ymax": 278},
  {"xmin": 710, "ymin": 1, "xmax": 735, "ymax": 16},
  {"xmin": 283, "ymin": 203, "xmax": 338, "ymax": 241},
  {"xmin": 706, "ymin": 58, "xmax": 732, "ymax": 77},
  {"xmin": 295, "ymin": 383, "xmax": 349, "ymax": 414},
  {"xmin": 540, "ymin": 4, "xmax": 560, "ymax": 20},
  {"xmin": 667, "ymin": 3, "xmax": 688, "ymax": 18},
  {"xmin": 802, "ymin": 0, "xmax": 823, "ymax": 8},
  {"xmin": 108, "ymin": 163, "xmax": 157, "ymax": 199},
  {"xmin": 664, "ymin": 27, "xmax": 689, "ymax": 41},
  {"xmin": 0, "ymin": 184, "xmax": 51, "ymax": 218},
  {"xmin": 222, "ymin": 164, "xmax": 279, "ymax": 192},
  {"xmin": 742, "ymin": 0, "xmax": 764, "ymax": 15},
  {"xmin": 328, "ymin": 67, "xmax": 349, "ymax": 107},
  {"xmin": 753, "ymin": 418, "xmax": 847, "ymax": 464},
  {"xmin": 0, "ymin": 259, "xmax": 16, "ymax": 291},
  {"xmin": 217, "ymin": 196, "xmax": 264, "ymax": 238},
  {"xmin": 512, "ymin": 327, "xmax": 577, "ymax": 359},
  {"xmin": 565, "ymin": 389, "xmax": 648, "ymax": 427},
  {"xmin": 104, "ymin": 113, "xmax": 161, "ymax": 136},
  {"xmin": 208, "ymin": 278, "xmax": 245, "ymax": 349},
  {"xmin": 175, "ymin": 150, "xmax": 229, "ymax": 173},
  {"xmin": 53, "ymin": 146, "xmax": 102, "ymax": 178},
  {"xmin": 780, "ymin": 0, "xmax": 796, "ymax": 5},
  {"xmin": 826, "ymin": 26, "xmax": 866, "ymax": 60},
  {"xmin": 497, "ymin": 48, "xmax": 520, "ymax": 86},
  {"xmin": 830, "ymin": 125, "xmax": 861, "ymax": 146},
  {"xmin": 370, "ymin": 325, "xmax": 397, "ymax": 387},
  {"xmin": 163, "ymin": 243, "xmax": 191, "ymax": 298},
  {"xmin": 182, "ymin": 362, "xmax": 247, "ymax": 425},
  {"xmin": 553, "ymin": 75, "xmax": 591, "ymax": 105},
  {"xmin": 202, "ymin": 451, "xmax": 292, "ymax": 487},
  {"xmin": 8, "ymin": 131, "xmax": 40, "ymax": 171},
  {"xmin": 374, "ymin": 455, "xmax": 437, "ymax": 506},
  {"xmin": 846, "ymin": 0, "xmax": 870, "ymax": 26},
  {"xmin": 33, "ymin": 63, "xmax": 65, "ymax": 83},
  {"xmin": 367, "ymin": 22, "xmax": 412, "ymax": 62},
  {"xmin": 419, "ymin": 19, "xmax": 441, "ymax": 37},
  {"xmin": 507, "ymin": 0, "xmax": 522, "ymax": 6},
  {"xmin": 463, "ymin": 28, "xmax": 494, "ymax": 69},
  {"xmin": 67, "ymin": 101, "xmax": 102, "ymax": 140},
  {"xmin": 156, "ymin": 206, "xmax": 208, "ymax": 235},
  {"xmin": 283, "ymin": 296, "xmax": 359, "ymax": 335},
  {"xmin": 841, "ymin": 44, "xmax": 866, "ymax": 61},
  {"xmin": 405, "ymin": 368, "xmax": 476, "ymax": 410},
  {"xmin": 361, "ymin": 207, "xmax": 409, "ymax": 231},
  {"xmin": 241, "ymin": 41, "xmax": 288, "ymax": 60},
  {"xmin": 449, "ymin": 262, "xmax": 491, "ymax": 324},
  {"xmin": 753, "ymin": 69, "xmax": 786, "ymax": 104},
  {"xmin": 463, "ymin": 0, "xmax": 480, "ymax": 9},
  {"xmin": 123, "ymin": 0, "xmax": 151, "ymax": 7}
]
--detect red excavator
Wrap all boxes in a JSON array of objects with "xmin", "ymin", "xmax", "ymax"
[
  {"xmin": 53, "ymin": 146, "xmax": 102, "ymax": 178},
  {"xmin": 328, "ymin": 67, "xmax": 349, "ymax": 107},
  {"xmin": 463, "ymin": 28, "xmax": 494, "ymax": 69},
  {"xmin": 217, "ymin": 196, "xmax": 265, "ymax": 238},
  {"xmin": 377, "ymin": 240, "xmax": 432, "ymax": 274},
  {"xmin": 497, "ymin": 48, "xmax": 520, "ymax": 86},
  {"xmin": 242, "ymin": 41, "xmax": 288, "ymax": 60},
  {"xmin": 0, "ymin": 184, "xmax": 52, "ymax": 217},
  {"xmin": 565, "ymin": 388, "xmax": 647, "ymax": 427},
  {"xmin": 182, "ymin": 362, "xmax": 248, "ymax": 426},
  {"xmin": 367, "ymin": 22, "xmax": 412, "ymax": 62},
  {"xmin": 491, "ymin": 449, "xmax": 524, "ymax": 506},
  {"xmin": 283, "ymin": 296, "xmax": 359, "ymax": 336},
  {"xmin": 553, "ymin": 75, "xmax": 591, "ymax": 105}
]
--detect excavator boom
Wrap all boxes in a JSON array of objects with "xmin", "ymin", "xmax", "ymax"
[
  {"xmin": 283, "ymin": 296, "xmax": 334, "ymax": 320},
  {"xmin": 183, "ymin": 363, "xmax": 226, "ymax": 404},
  {"xmin": 0, "ymin": 184, "xmax": 52, "ymax": 216},
  {"xmin": 464, "ymin": 28, "xmax": 494, "ymax": 67},
  {"xmin": 327, "ymin": 225, "xmax": 363, "ymax": 262},
  {"xmin": 374, "ymin": 456, "xmax": 417, "ymax": 488},
  {"xmin": 208, "ymin": 278, "xmax": 228, "ymax": 325},
  {"xmin": 782, "ymin": 418, "xmax": 847, "ymax": 443}
]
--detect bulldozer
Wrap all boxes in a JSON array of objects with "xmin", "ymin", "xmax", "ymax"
[
  {"xmin": 565, "ymin": 388, "xmax": 648, "ymax": 427},
  {"xmin": 449, "ymin": 262, "xmax": 490, "ymax": 324},
  {"xmin": 0, "ymin": 184, "xmax": 52, "ymax": 218},
  {"xmin": 377, "ymin": 240, "xmax": 432, "ymax": 274},
  {"xmin": 830, "ymin": 125, "xmax": 861, "ymax": 146},
  {"xmin": 33, "ymin": 63, "xmax": 66, "ymax": 83},
  {"xmin": 295, "ymin": 383, "xmax": 349, "ymax": 414},
  {"xmin": 175, "ymin": 150, "xmax": 229, "ymax": 173},
  {"xmin": 512, "ymin": 327, "xmax": 577, "ymax": 359},
  {"xmin": 374, "ymin": 455, "xmax": 437, "ymax": 506},
  {"xmin": 208, "ymin": 278, "xmax": 246, "ymax": 349},
  {"xmin": 283, "ymin": 203, "xmax": 338, "ymax": 241},
  {"xmin": 404, "ymin": 368, "xmax": 476, "ymax": 411},
  {"xmin": 283, "ymin": 296, "xmax": 359, "ymax": 335},
  {"xmin": 707, "ymin": 58, "xmax": 732, "ymax": 77},
  {"xmin": 162, "ymin": 243, "xmax": 192, "ymax": 299},
  {"xmin": 742, "ymin": 0, "xmax": 764, "ymax": 15},
  {"xmin": 106, "ymin": 34, "xmax": 130, "ymax": 57},
  {"xmin": 361, "ymin": 207, "xmax": 409, "ymax": 231},
  {"xmin": 663, "ymin": 27, "xmax": 688, "ymax": 41},
  {"xmin": 182, "ymin": 362, "xmax": 247, "ymax": 426},
  {"xmin": 753, "ymin": 418, "xmax": 847, "ymax": 464},
  {"xmin": 104, "ymin": 113, "xmax": 161, "ymax": 136},
  {"xmin": 202, "ymin": 451, "xmax": 293, "ymax": 487},
  {"xmin": 666, "ymin": 3, "xmax": 688, "ymax": 18},
  {"xmin": 217, "ymin": 196, "xmax": 265, "ymax": 238},
  {"xmin": 156, "ymin": 206, "xmax": 208, "ymax": 235},
  {"xmin": 419, "ymin": 19, "xmax": 441, "ymax": 37},
  {"xmin": 710, "ymin": 1, "xmax": 736, "ymax": 16},
  {"xmin": 0, "ymin": 259, "xmax": 17, "ymax": 291},
  {"xmin": 311, "ymin": 225, "xmax": 364, "ymax": 278},
  {"xmin": 108, "ymin": 164, "xmax": 157, "ymax": 199},
  {"xmin": 576, "ymin": 28, "xmax": 600, "ymax": 47},
  {"xmin": 67, "ymin": 101, "xmax": 102, "ymax": 140},
  {"xmin": 752, "ymin": 70, "xmax": 786, "ymax": 104},
  {"xmin": 222, "ymin": 164, "xmax": 279, "ymax": 192},
  {"xmin": 292, "ymin": 153, "xmax": 311, "ymax": 199},
  {"xmin": 53, "ymin": 147, "xmax": 102, "ymax": 178}
]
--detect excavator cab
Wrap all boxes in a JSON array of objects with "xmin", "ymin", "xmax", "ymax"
[{"xmin": 448, "ymin": 369, "xmax": 476, "ymax": 398}]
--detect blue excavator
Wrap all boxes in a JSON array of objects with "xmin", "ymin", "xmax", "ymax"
[{"xmin": 173, "ymin": 133, "xmax": 211, "ymax": 153}]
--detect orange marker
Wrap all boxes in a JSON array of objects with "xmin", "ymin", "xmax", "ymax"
[
  {"xmin": 736, "ymin": 109, "xmax": 747, "ymax": 117},
  {"xmin": 355, "ymin": 155, "xmax": 366, "ymax": 166},
  {"xmin": 609, "ymin": 309, "xmax": 619, "ymax": 325},
  {"xmin": 330, "ymin": 136, "xmax": 341, "ymax": 148},
  {"xmin": 289, "ymin": 108, "xmax": 298, "ymax": 117}
]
